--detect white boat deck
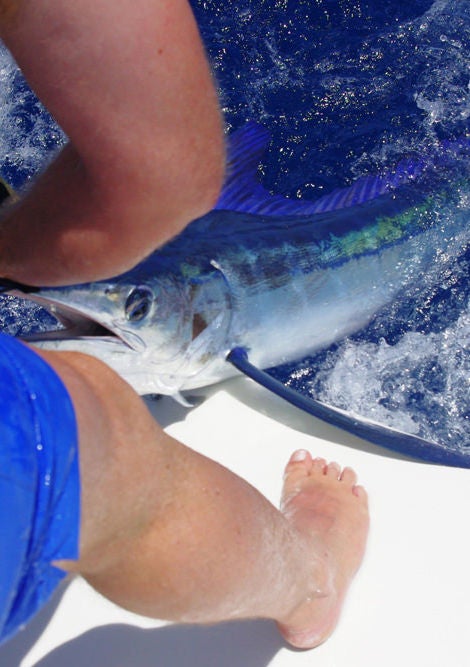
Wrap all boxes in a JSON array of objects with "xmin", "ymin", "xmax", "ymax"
[{"xmin": 1, "ymin": 376, "xmax": 469, "ymax": 667}]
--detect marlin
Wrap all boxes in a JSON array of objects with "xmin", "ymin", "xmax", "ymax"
[{"xmin": 3, "ymin": 123, "xmax": 470, "ymax": 466}]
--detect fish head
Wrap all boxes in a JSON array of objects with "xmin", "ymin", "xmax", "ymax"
[
  {"xmin": 12, "ymin": 274, "xmax": 201, "ymax": 393},
  {"xmin": 12, "ymin": 265, "xmax": 233, "ymax": 395}
]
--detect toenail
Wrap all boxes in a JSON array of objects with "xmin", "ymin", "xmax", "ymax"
[{"xmin": 291, "ymin": 449, "xmax": 309, "ymax": 462}]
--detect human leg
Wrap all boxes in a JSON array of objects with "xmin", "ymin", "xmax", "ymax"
[{"xmin": 42, "ymin": 348, "xmax": 369, "ymax": 648}]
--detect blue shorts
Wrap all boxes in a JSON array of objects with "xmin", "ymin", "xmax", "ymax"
[{"xmin": 0, "ymin": 333, "xmax": 80, "ymax": 645}]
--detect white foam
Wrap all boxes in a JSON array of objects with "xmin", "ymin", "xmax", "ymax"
[
  {"xmin": 0, "ymin": 42, "xmax": 65, "ymax": 185},
  {"xmin": 311, "ymin": 305, "xmax": 470, "ymax": 448}
]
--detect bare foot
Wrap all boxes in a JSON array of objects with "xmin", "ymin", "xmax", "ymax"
[{"xmin": 277, "ymin": 450, "xmax": 369, "ymax": 649}]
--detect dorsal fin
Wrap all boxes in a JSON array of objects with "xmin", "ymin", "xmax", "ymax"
[
  {"xmin": 214, "ymin": 121, "xmax": 275, "ymax": 213},
  {"xmin": 215, "ymin": 123, "xmax": 469, "ymax": 217}
]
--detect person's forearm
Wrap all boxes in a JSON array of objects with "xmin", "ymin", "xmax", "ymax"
[{"xmin": 0, "ymin": 0, "xmax": 225, "ymax": 285}]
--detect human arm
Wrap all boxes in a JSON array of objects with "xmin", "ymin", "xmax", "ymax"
[{"xmin": 0, "ymin": 0, "xmax": 224, "ymax": 285}]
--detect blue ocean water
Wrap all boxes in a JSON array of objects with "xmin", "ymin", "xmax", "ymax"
[
  {"xmin": 191, "ymin": 0, "xmax": 470, "ymax": 454},
  {"xmin": 0, "ymin": 0, "xmax": 468, "ymax": 456}
]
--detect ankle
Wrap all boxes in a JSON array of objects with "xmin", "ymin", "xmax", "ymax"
[{"xmin": 275, "ymin": 529, "xmax": 333, "ymax": 619}]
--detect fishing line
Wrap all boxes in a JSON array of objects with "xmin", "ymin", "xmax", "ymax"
[{"xmin": 226, "ymin": 346, "xmax": 470, "ymax": 468}]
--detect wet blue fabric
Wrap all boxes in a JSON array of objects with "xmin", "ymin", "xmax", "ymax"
[{"xmin": 0, "ymin": 333, "xmax": 79, "ymax": 644}]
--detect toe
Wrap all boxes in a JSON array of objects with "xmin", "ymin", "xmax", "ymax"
[
  {"xmin": 325, "ymin": 461, "xmax": 341, "ymax": 479},
  {"xmin": 353, "ymin": 484, "xmax": 368, "ymax": 502},
  {"xmin": 289, "ymin": 449, "xmax": 311, "ymax": 465},
  {"xmin": 311, "ymin": 457, "xmax": 327, "ymax": 474},
  {"xmin": 340, "ymin": 467, "xmax": 357, "ymax": 486},
  {"xmin": 284, "ymin": 450, "xmax": 312, "ymax": 479}
]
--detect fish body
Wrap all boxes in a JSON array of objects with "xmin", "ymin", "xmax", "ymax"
[{"xmin": 12, "ymin": 125, "xmax": 470, "ymax": 397}]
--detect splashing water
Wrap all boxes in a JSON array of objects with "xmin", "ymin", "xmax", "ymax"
[
  {"xmin": 0, "ymin": 0, "xmax": 469, "ymax": 457},
  {"xmin": 278, "ymin": 308, "xmax": 470, "ymax": 451},
  {"xmin": 0, "ymin": 43, "xmax": 65, "ymax": 188},
  {"xmin": 193, "ymin": 0, "xmax": 470, "ymax": 455}
]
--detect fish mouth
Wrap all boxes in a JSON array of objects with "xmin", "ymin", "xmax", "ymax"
[
  {"xmin": 27, "ymin": 300, "xmax": 120, "ymax": 342},
  {"xmin": 8, "ymin": 287, "xmax": 132, "ymax": 348}
]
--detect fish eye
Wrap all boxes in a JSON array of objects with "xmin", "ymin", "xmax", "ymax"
[{"xmin": 125, "ymin": 286, "xmax": 153, "ymax": 322}]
